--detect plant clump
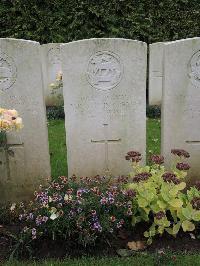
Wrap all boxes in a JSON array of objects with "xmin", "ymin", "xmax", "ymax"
[{"xmin": 126, "ymin": 149, "xmax": 200, "ymax": 244}]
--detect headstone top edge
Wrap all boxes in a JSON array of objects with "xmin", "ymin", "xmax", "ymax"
[
  {"xmin": 0, "ymin": 38, "xmax": 39, "ymax": 45},
  {"xmin": 163, "ymin": 37, "xmax": 200, "ymax": 46},
  {"xmin": 60, "ymin": 38, "xmax": 147, "ymax": 48}
]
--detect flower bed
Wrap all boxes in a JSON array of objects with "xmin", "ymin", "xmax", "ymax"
[{"xmin": 1, "ymin": 148, "xmax": 200, "ymax": 260}]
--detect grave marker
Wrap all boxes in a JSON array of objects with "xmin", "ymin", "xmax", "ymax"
[
  {"xmin": 0, "ymin": 38, "xmax": 51, "ymax": 202},
  {"xmin": 148, "ymin": 42, "xmax": 165, "ymax": 106},
  {"xmin": 41, "ymin": 43, "xmax": 63, "ymax": 106},
  {"xmin": 161, "ymin": 37, "xmax": 200, "ymax": 180},
  {"xmin": 61, "ymin": 38, "xmax": 147, "ymax": 177}
]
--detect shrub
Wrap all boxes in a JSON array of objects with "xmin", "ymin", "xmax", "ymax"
[
  {"xmin": 16, "ymin": 175, "xmax": 133, "ymax": 246},
  {"xmin": 126, "ymin": 149, "xmax": 200, "ymax": 244},
  {"xmin": 46, "ymin": 106, "xmax": 65, "ymax": 120},
  {"xmin": 146, "ymin": 105, "xmax": 161, "ymax": 119}
]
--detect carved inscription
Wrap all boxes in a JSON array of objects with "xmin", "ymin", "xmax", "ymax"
[
  {"xmin": 87, "ymin": 51, "xmax": 122, "ymax": 90},
  {"xmin": 0, "ymin": 52, "xmax": 17, "ymax": 91},
  {"xmin": 48, "ymin": 47, "xmax": 61, "ymax": 65},
  {"xmin": 70, "ymin": 94, "xmax": 139, "ymax": 120},
  {"xmin": 189, "ymin": 50, "xmax": 200, "ymax": 87}
]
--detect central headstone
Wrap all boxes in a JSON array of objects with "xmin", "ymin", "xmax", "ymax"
[
  {"xmin": 0, "ymin": 38, "xmax": 51, "ymax": 202},
  {"xmin": 61, "ymin": 38, "xmax": 147, "ymax": 177}
]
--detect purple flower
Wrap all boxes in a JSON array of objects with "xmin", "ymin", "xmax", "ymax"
[
  {"xmin": 35, "ymin": 191, "xmax": 49, "ymax": 205},
  {"xmin": 92, "ymin": 222, "xmax": 102, "ymax": 232},
  {"xmin": 150, "ymin": 155, "xmax": 164, "ymax": 165},
  {"xmin": 109, "ymin": 197, "xmax": 115, "ymax": 204},
  {"xmin": 171, "ymin": 149, "xmax": 190, "ymax": 158},
  {"xmin": 132, "ymin": 172, "xmax": 152, "ymax": 183},
  {"xmin": 176, "ymin": 162, "xmax": 190, "ymax": 171},
  {"xmin": 42, "ymin": 216, "xmax": 48, "ymax": 223},
  {"xmin": 36, "ymin": 215, "xmax": 43, "ymax": 226},
  {"xmin": 162, "ymin": 172, "xmax": 180, "ymax": 184},
  {"xmin": 100, "ymin": 197, "xmax": 108, "ymax": 205}
]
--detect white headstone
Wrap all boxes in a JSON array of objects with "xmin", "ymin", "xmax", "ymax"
[
  {"xmin": 41, "ymin": 43, "xmax": 63, "ymax": 106},
  {"xmin": 148, "ymin": 42, "xmax": 165, "ymax": 106},
  {"xmin": 61, "ymin": 38, "xmax": 147, "ymax": 177},
  {"xmin": 161, "ymin": 37, "xmax": 200, "ymax": 180},
  {"xmin": 0, "ymin": 38, "xmax": 51, "ymax": 202}
]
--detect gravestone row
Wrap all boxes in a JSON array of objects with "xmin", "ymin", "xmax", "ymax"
[{"xmin": 0, "ymin": 37, "xmax": 200, "ymax": 203}]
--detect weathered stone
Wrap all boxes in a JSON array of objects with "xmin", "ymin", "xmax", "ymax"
[
  {"xmin": 161, "ymin": 37, "xmax": 200, "ymax": 180},
  {"xmin": 41, "ymin": 43, "xmax": 63, "ymax": 106},
  {"xmin": 0, "ymin": 38, "xmax": 51, "ymax": 202},
  {"xmin": 61, "ymin": 38, "xmax": 147, "ymax": 177},
  {"xmin": 148, "ymin": 42, "xmax": 165, "ymax": 106}
]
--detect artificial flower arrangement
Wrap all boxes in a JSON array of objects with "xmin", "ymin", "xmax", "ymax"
[{"xmin": 0, "ymin": 108, "xmax": 23, "ymax": 146}]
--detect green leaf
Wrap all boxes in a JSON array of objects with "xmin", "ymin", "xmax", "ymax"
[
  {"xmin": 161, "ymin": 184, "xmax": 171, "ymax": 202},
  {"xmin": 182, "ymin": 221, "xmax": 195, "ymax": 232},
  {"xmin": 169, "ymin": 187, "xmax": 179, "ymax": 197},
  {"xmin": 157, "ymin": 226, "xmax": 164, "ymax": 235},
  {"xmin": 182, "ymin": 204, "xmax": 193, "ymax": 220},
  {"xmin": 157, "ymin": 200, "xmax": 167, "ymax": 209},
  {"xmin": 165, "ymin": 227, "xmax": 173, "ymax": 235},
  {"xmin": 169, "ymin": 199, "xmax": 183, "ymax": 208},
  {"xmin": 173, "ymin": 222, "xmax": 181, "ymax": 235},
  {"xmin": 150, "ymin": 203, "xmax": 160, "ymax": 213},
  {"xmin": 192, "ymin": 211, "xmax": 200, "ymax": 221},
  {"xmin": 138, "ymin": 197, "xmax": 148, "ymax": 208},
  {"xmin": 176, "ymin": 182, "xmax": 186, "ymax": 190},
  {"xmin": 147, "ymin": 238, "xmax": 152, "ymax": 245}
]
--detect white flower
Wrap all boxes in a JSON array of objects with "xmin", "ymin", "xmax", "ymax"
[{"xmin": 10, "ymin": 203, "xmax": 16, "ymax": 211}]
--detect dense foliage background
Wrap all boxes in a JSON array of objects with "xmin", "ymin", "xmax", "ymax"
[{"xmin": 0, "ymin": 0, "xmax": 199, "ymax": 44}]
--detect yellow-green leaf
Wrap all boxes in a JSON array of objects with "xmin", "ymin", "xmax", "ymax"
[
  {"xmin": 182, "ymin": 221, "xmax": 195, "ymax": 232},
  {"xmin": 182, "ymin": 207, "xmax": 192, "ymax": 220},
  {"xmin": 169, "ymin": 199, "xmax": 183, "ymax": 208},
  {"xmin": 157, "ymin": 200, "xmax": 167, "ymax": 209},
  {"xmin": 169, "ymin": 187, "xmax": 179, "ymax": 197},
  {"xmin": 138, "ymin": 197, "xmax": 148, "ymax": 208},
  {"xmin": 173, "ymin": 222, "xmax": 181, "ymax": 235},
  {"xmin": 192, "ymin": 211, "xmax": 200, "ymax": 221},
  {"xmin": 176, "ymin": 182, "xmax": 186, "ymax": 191}
]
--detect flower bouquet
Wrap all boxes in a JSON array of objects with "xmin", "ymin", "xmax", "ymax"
[{"xmin": 0, "ymin": 108, "xmax": 23, "ymax": 147}]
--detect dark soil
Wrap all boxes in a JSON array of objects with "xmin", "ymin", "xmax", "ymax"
[{"xmin": 0, "ymin": 223, "xmax": 200, "ymax": 262}]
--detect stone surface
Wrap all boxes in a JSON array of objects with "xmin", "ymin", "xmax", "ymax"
[
  {"xmin": 148, "ymin": 42, "xmax": 165, "ymax": 106},
  {"xmin": 0, "ymin": 38, "xmax": 51, "ymax": 202},
  {"xmin": 61, "ymin": 38, "xmax": 147, "ymax": 177},
  {"xmin": 41, "ymin": 43, "xmax": 63, "ymax": 106},
  {"xmin": 161, "ymin": 37, "xmax": 200, "ymax": 180}
]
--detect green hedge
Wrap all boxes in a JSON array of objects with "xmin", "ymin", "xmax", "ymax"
[{"xmin": 0, "ymin": 0, "xmax": 200, "ymax": 44}]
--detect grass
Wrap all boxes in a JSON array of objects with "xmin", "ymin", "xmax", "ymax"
[
  {"xmin": 4, "ymin": 254, "xmax": 200, "ymax": 266},
  {"xmin": 48, "ymin": 120, "xmax": 67, "ymax": 177},
  {"xmin": 48, "ymin": 118, "xmax": 161, "ymax": 178}
]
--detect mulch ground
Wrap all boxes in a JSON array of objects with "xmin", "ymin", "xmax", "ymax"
[{"xmin": 0, "ymin": 223, "xmax": 200, "ymax": 262}]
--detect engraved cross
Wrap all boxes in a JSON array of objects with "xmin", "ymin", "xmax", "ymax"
[
  {"xmin": 185, "ymin": 140, "xmax": 200, "ymax": 144},
  {"xmin": 91, "ymin": 123, "xmax": 121, "ymax": 175}
]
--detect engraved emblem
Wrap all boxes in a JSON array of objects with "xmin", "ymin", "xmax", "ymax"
[
  {"xmin": 87, "ymin": 51, "xmax": 122, "ymax": 91},
  {"xmin": 189, "ymin": 50, "xmax": 200, "ymax": 87},
  {"xmin": 0, "ymin": 52, "xmax": 17, "ymax": 91},
  {"xmin": 48, "ymin": 47, "xmax": 61, "ymax": 65}
]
